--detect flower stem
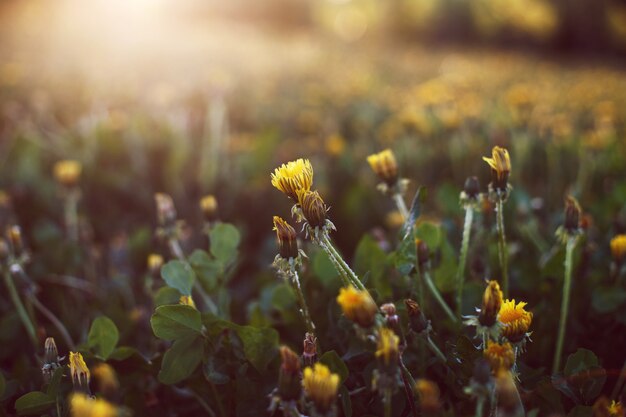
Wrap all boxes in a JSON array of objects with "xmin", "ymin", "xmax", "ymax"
[
  {"xmin": 456, "ymin": 207, "xmax": 474, "ymax": 316},
  {"xmin": 26, "ymin": 290, "xmax": 75, "ymax": 350},
  {"xmin": 383, "ymin": 387, "xmax": 392, "ymax": 417},
  {"xmin": 319, "ymin": 239, "xmax": 352, "ymax": 287},
  {"xmin": 64, "ymin": 188, "xmax": 80, "ymax": 242},
  {"xmin": 475, "ymin": 395, "xmax": 485, "ymax": 417},
  {"xmin": 393, "ymin": 193, "xmax": 409, "ymax": 221},
  {"xmin": 423, "ymin": 270, "xmax": 457, "ymax": 324},
  {"xmin": 426, "ymin": 334, "xmax": 447, "ymax": 363},
  {"xmin": 290, "ymin": 269, "xmax": 316, "ymax": 336},
  {"xmin": 553, "ymin": 235, "xmax": 577, "ymax": 374},
  {"xmin": 400, "ymin": 359, "xmax": 419, "ymax": 417},
  {"xmin": 322, "ymin": 234, "xmax": 366, "ymax": 291},
  {"xmin": 2, "ymin": 269, "xmax": 38, "ymax": 346},
  {"xmin": 495, "ymin": 199, "xmax": 509, "ymax": 297}
]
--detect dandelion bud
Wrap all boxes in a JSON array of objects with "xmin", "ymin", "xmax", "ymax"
[
  {"xmin": 484, "ymin": 341, "xmax": 515, "ymax": 374},
  {"xmin": 415, "ymin": 379, "xmax": 441, "ymax": 414},
  {"xmin": 69, "ymin": 352, "xmax": 91, "ymax": 394},
  {"xmin": 478, "ymin": 280, "xmax": 503, "ymax": 327},
  {"xmin": 380, "ymin": 303, "xmax": 399, "ymax": 328},
  {"xmin": 367, "ymin": 149, "xmax": 399, "ymax": 186},
  {"xmin": 278, "ymin": 346, "xmax": 302, "ymax": 401},
  {"xmin": 70, "ymin": 392, "xmax": 117, "ymax": 417},
  {"xmin": 54, "ymin": 160, "xmax": 82, "ymax": 188},
  {"xmin": 499, "ymin": 299, "xmax": 532, "ymax": 343},
  {"xmin": 463, "ymin": 176, "xmax": 481, "ymax": 200},
  {"xmin": 302, "ymin": 363, "xmax": 339, "ymax": 414},
  {"xmin": 42, "ymin": 337, "xmax": 61, "ymax": 383},
  {"xmin": 147, "ymin": 254, "xmax": 163, "ymax": 275},
  {"xmin": 405, "ymin": 299, "xmax": 428, "ymax": 333},
  {"xmin": 303, "ymin": 333, "xmax": 318, "ymax": 367},
  {"xmin": 482, "ymin": 146, "xmax": 511, "ymax": 192},
  {"xmin": 563, "ymin": 196, "xmax": 582, "ymax": 234},
  {"xmin": 375, "ymin": 328, "xmax": 400, "ymax": 370},
  {"xmin": 273, "ymin": 216, "xmax": 299, "ymax": 260},
  {"xmin": 7, "ymin": 225, "xmax": 24, "ymax": 254},
  {"xmin": 297, "ymin": 190, "xmax": 327, "ymax": 228},
  {"xmin": 92, "ymin": 363, "xmax": 119, "ymax": 395},
  {"xmin": 336, "ymin": 286, "xmax": 378, "ymax": 328},
  {"xmin": 154, "ymin": 193, "xmax": 177, "ymax": 226},
  {"xmin": 415, "ymin": 238, "xmax": 430, "ymax": 270},
  {"xmin": 199, "ymin": 195, "xmax": 218, "ymax": 222},
  {"xmin": 610, "ymin": 235, "xmax": 626, "ymax": 264},
  {"xmin": 271, "ymin": 159, "xmax": 314, "ymax": 202},
  {"xmin": 179, "ymin": 295, "xmax": 196, "ymax": 309}
]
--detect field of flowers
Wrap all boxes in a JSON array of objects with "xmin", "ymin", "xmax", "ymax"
[{"xmin": 1, "ymin": 3, "xmax": 626, "ymax": 416}]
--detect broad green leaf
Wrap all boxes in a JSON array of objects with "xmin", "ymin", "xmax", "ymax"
[
  {"xmin": 161, "ymin": 260, "xmax": 195, "ymax": 296},
  {"xmin": 209, "ymin": 223, "xmax": 240, "ymax": 266},
  {"xmin": 87, "ymin": 316, "xmax": 119, "ymax": 360},
  {"xmin": 319, "ymin": 351, "xmax": 349, "ymax": 384},
  {"xmin": 158, "ymin": 335, "xmax": 203, "ymax": 385},
  {"xmin": 151, "ymin": 305, "xmax": 202, "ymax": 341},
  {"xmin": 154, "ymin": 286, "xmax": 182, "ymax": 306},
  {"xmin": 564, "ymin": 349, "xmax": 599, "ymax": 377},
  {"xmin": 14, "ymin": 391, "xmax": 55, "ymax": 416},
  {"xmin": 189, "ymin": 249, "xmax": 221, "ymax": 291}
]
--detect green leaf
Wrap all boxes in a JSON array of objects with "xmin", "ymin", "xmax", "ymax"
[
  {"xmin": 312, "ymin": 249, "xmax": 339, "ymax": 288},
  {"xmin": 189, "ymin": 249, "xmax": 221, "ymax": 291},
  {"xmin": 353, "ymin": 235, "xmax": 389, "ymax": 298},
  {"xmin": 209, "ymin": 223, "xmax": 240, "ymax": 266},
  {"xmin": 14, "ymin": 391, "xmax": 55, "ymax": 416},
  {"xmin": 403, "ymin": 186, "xmax": 426, "ymax": 239},
  {"xmin": 87, "ymin": 316, "xmax": 119, "ymax": 360},
  {"xmin": 158, "ymin": 335, "xmax": 203, "ymax": 385},
  {"xmin": 109, "ymin": 346, "xmax": 147, "ymax": 362},
  {"xmin": 151, "ymin": 305, "xmax": 202, "ymax": 341},
  {"xmin": 154, "ymin": 286, "xmax": 182, "ymax": 306},
  {"xmin": 161, "ymin": 260, "xmax": 195, "ymax": 296},
  {"xmin": 319, "ymin": 351, "xmax": 349, "ymax": 384},
  {"xmin": 564, "ymin": 349, "xmax": 599, "ymax": 377},
  {"xmin": 339, "ymin": 385, "xmax": 352, "ymax": 417}
]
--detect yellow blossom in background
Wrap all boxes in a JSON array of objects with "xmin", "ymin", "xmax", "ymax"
[
  {"xmin": 484, "ymin": 340, "xmax": 515, "ymax": 374},
  {"xmin": 199, "ymin": 195, "xmax": 218, "ymax": 222},
  {"xmin": 302, "ymin": 363, "xmax": 339, "ymax": 413},
  {"xmin": 375, "ymin": 327, "xmax": 399, "ymax": 366},
  {"xmin": 54, "ymin": 160, "xmax": 82, "ymax": 188},
  {"xmin": 92, "ymin": 363, "xmax": 119, "ymax": 393},
  {"xmin": 483, "ymin": 146, "xmax": 511, "ymax": 190},
  {"xmin": 147, "ymin": 254, "xmax": 164, "ymax": 273},
  {"xmin": 608, "ymin": 400, "xmax": 624, "ymax": 417},
  {"xmin": 610, "ymin": 234, "xmax": 626, "ymax": 262},
  {"xmin": 69, "ymin": 352, "xmax": 91, "ymax": 392},
  {"xmin": 271, "ymin": 159, "xmax": 314, "ymax": 201},
  {"xmin": 70, "ymin": 393, "xmax": 118, "ymax": 417},
  {"xmin": 414, "ymin": 379, "xmax": 441, "ymax": 413},
  {"xmin": 499, "ymin": 300, "xmax": 532, "ymax": 343},
  {"xmin": 336, "ymin": 286, "xmax": 378, "ymax": 328},
  {"xmin": 367, "ymin": 149, "xmax": 399, "ymax": 186},
  {"xmin": 325, "ymin": 134, "xmax": 346, "ymax": 156},
  {"xmin": 179, "ymin": 295, "xmax": 196, "ymax": 309}
]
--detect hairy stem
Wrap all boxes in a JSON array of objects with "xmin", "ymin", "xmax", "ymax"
[
  {"xmin": 3, "ymin": 269, "xmax": 38, "ymax": 346},
  {"xmin": 553, "ymin": 236, "xmax": 577, "ymax": 374},
  {"xmin": 319, "ymin": 239, "xmax": 352, "ymax": 287},
  {"xmin": 423, "ymin": 270, "xmax": 457, "ymax": 324},
  {"xmin": 393, "ymin": 192, "xmax": 409, "ymax": 221},
  {"xmin": 290, "ymin": 269, "xmax": 316, "ymax": 336},
  {"xmin": 383, "ymin": 387, "xmax": 392, "ymax": 417},
  {"xmin": 496, "ymin": 199, "xmax": 509, "ymax": 297},
  {"xmin": 322, "ymin": 234, "xmax": 366, "ymax": 291},
  {"xmin": 456, "ymin": 207, "xmax": 474, "ymax": 316}
]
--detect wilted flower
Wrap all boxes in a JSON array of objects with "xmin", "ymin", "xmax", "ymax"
[
  {"xmin": 69, "ymin": 352, "xmax": 91, "ymax": 394},
  {"xmin": 375, "ymin": 328, "xmax": 400, "ymax": 368},
  {"xmin": 273, "ymin": 216, "xmax": 299, "ymax": 260},
  {"xmin": 367, "ymin": 149, "xmax": 399, "ymax": 186},
  {"xmin": 380, "ymin": 303, "xmax": 399, "ymax": 329},
  {"xmin": 610, "ymin": 234, "xmax": 626, "ymax": 263},
  {"xmin": 302, "ymin": 363, "xmax": 339, "ymax": 414},
  {"xmin": 484, "ymin": 341, "xmax": 515, "ymax": 374},
  {"xmin": 499, "ymin": 299, "xmax": 532, "ymax": 343},
  {"xmin": 278, "ymin": 346, "xmax": 301, "ymax": 401},
  {"xmin": 70, "ymin": 392, "xmax": 117, "ymax": 417},
  {"xmin": 479, "ymin": 281, "xmax": 503, "ymax": 327},
  {"xmin": 179, "ymin": 295, "xmax": 196, "ymax": 309},
  {"xmin": 336, "ymin": 286, "xmax": 378, "ymax": 328},
  {"xmin": 42, "ymin": 337, "xmax": 62, "ymax": 383},
  {"xmin": 405, "ymin": 299, "xmax": 429, "ymax": 333},
  {"xmin": 92, "ymin": 363, "xmax": 119, "ymax": 394},
  {"xmin": 563, "ymin": 196, "xmax": 582, "ymax": 234},
  {"xmin": 415, "ymin": 379, "xmax": 441, "ymax": 413},
  {"xmin": 199, "ymin": 195, "xmax": 218, "ymax": 222},
  {"xmin": 483, "ymin": 146, "xmax": 511, "ymax": 192},
  {"xmin": 54, "ymin": 160, "xmax": 82, "ymax": 188},
  {"xmin": 271, "ymin": 159, "xmax": 314, "ymax": 202}
]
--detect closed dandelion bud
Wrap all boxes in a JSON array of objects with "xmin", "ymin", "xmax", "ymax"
[
  {"xmin": 147, "ymin": 254, "xmax": 163, "ymax": 275},
  {"xmin": 482, "ymin": 146, "xmax": 511, "ymax": 192},
  {"xmin": 70, "ymin": 392, "xmax": 118, "ymax": 417},
  {"xmin": 92, "ymin": 363, "xmax": 119, "ymax": 395},
  {"xmin": 273, "ymin": 216, "xmax": 298, "ymax": 259},
  {"xmin": 478, "ymin": 281, "xmax": 503, "ymax": 327},
  {"xmin": 278, "ymin": 346, "xmax": 302, "ymax": 401},
  {"xmin": 499, "ymin": 299, "xmax": 532, "ymax": 343},
  {"xmin": 405, "ymin": 299, "xmax": 428, "ymax": 333},
  {"xmin": 69, "ymin": 352, "xmax": 91, "ymax": 394},
  {"xmin": 415, "ymin": 379, "xmax": 441, "ymax": 414},
  {"xmin": 563, "ymin": 196, "xmax": 582, "ymax": 234},
  {"xmin": 199, "ymin": 195, "xmax": 218, "ymax": 222},
  {"xmin": 297, "ymin": 190, "xmax": 327, "ymax": 228},
  {"xmin": 610, "ymin": 235, "xmax": 626, "ymax": 263},
  {"xmin": 484, "ymin": 341, "xmax": 515, "ymax": 374},
  {"xmin": 367, "ymin": 149, "xmax": 399, "ymax": 186},
  {"xmin": 54, "ymin": 160, "xmax": 82, "ymax": 188},
  {"xmin": 375, "ymin": 328, "xmax": 400, "ymax": 370},
  {"xmin": 464, "ymin": 176, "xmax": 481, "ymax": 200},
  {"xmin": 303, "ymin": 333, "xmax": 318, "ymax": 367},
  {"xmin": 271, "ymin": 159, "xmax": 314, "ymax": 202},
  {"xmin": 303, "ymin": 363, "xmax": 339, "ymax": 414},
  {"xmin": 154, "ymin": 193, "xmax": 177, "ymax": 226},
  {"xmin": 336, "ymin": 286, "xmax": 378, "ymax": 328},
  {"xmin": 179, "ymin": 295, "xmax": 196, "ymax": 309},
  {"xmin": 415, "ymin": 238, "xmax": 430, "ymax": 269}
]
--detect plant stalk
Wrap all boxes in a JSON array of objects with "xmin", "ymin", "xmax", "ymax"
[
  {"xmin": 3, "ymin": 269, "xmax": 38, "ymax": 346},
  {"xmin": 319, "ymin": 240, "xmax": 352, "ymax": 287},
  {"xmin": 553, "ymin": 236, "xmax": 577, "ymax": 374},
  {"xmin": 393, "ymin": 192, "xmax": 409, "ymax": 221},
  {"xmin": 423, "ymin": 270, "xmax": 457, "ymax": 324},
  {"xmin": 290, "ymin": 269, "xmax": 316, "ymax": 336},
  {"xmin": 495, "ymin": 199, "xmax": 509, "ymax": 297},
  {"xmin": 383, "ymin": 387, "xmax": 392, "ymax": 417},
  {"xmin": 475, "ymin": 395, "xmax": 485, "ymax": 417},
  {"xmin": 322, "ymin": 234, "xmax": 366, "ymax": 291},
  {"xmin": 426, "ymin": 334, "xmax": 447, "ymax": 363},
  {"xmin": 64, "ymin": 188, "xmax": 80, "ymax": 242},
  {"xmin": 456, "ymin": 206, "xmax": 474, "ymax": 316},
  {"xmin": 400, "ymin": 359, "xmax": 419, "ymax": 417},
  {"xmin": 26, "ymin": 291, "xmax": 75, "ymax": 350}
]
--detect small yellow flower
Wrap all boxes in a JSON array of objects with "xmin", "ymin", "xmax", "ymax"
[
  {"xmin": 69, "ymin": 352, "xmax": 91, "ymax": 393},
  {"xmin": 375, "ymin": 328, "xmax": 399, "ymax": 366},
  {"xmin": 367, "ymin": 149, "xmax": 399, "ymax": 186},
  {"xmin": 302, "ymin": 363, "xmax": 340, "ymax": 413},
  {"xmin": 499, "ymin": 299, "xmax": 533, "ymax": 343},
  {"xmin": 179, "ymin": 295, "xmax": 196, "ymax": 309},
  {"xmin": 70, "ymin": 392, "xmax": 118, "ymax": 417},
  {"xmin": 199, "ymin": 195, "xmax": 218, "ymax": 222},
  {"xmin": 296, "ymin": 190, "xmax": 328, "ymax": 228},
  {"xmin": 271, "ymin": 159, "xmax": 314, "ymax": 201},
  {"xmin": 54, "ymin": 160, "xmax": 82, "ymax": 187},
  {"xmin": 608, "ymin": 400, "xmax": 624, "ymax": 417},
  {"xmin": 414, "ymin": 379, "xmax": 441, "ymax": 413},
  {"xmin": 610, "ymin": 234, "xmax": 626, "ymax": 262},
  {"xmin": 154, "ymin": 193, "xmax": 177, "ymax": 225},
  {"xmin": 484, "ymin": 341, "xmax": 515, "ymax": 374},
  {"xmin": 92, "ymin": 363, "xmax": 119, "ymax": 393},
  {"xmin": 479, "ymin": 280, "xmax": 503, "ymax": 327},
  {"xmin": 273, "ymin": 216, "xmax": 298, "ymax": 259},
  {"xmin": 482, "ymin": 146, "xmax": 511, "ymax": 190},
  {"xmin": 336, "ymin": 286, "xmax": 378, "ymax": 328},
  {"xmin": 147, "ymin": 254, "xmax": 164, "ymax": 274}
]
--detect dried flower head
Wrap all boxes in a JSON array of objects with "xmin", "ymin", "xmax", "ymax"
[
  {"xmin": 499, "ymin": 299, "xmax": 532, "ymax": 343},
  {"xmin": 484, "ymin": 341, "xmax": 515, "ymax": 374},
  {"xmin": 271, "ymin": 159, "xmax": 314, "ymax": 201},
  {"xmin": 564, "ymin": 196, "xmax": 582, "ymax": 234},
  {"xmin": 199, "ymin": 195, "xmax": 218, "ymax": 222},
  {"xmin": 303, "ymin": 333, "xmax": 318, "ymax": 367},
  {"xmin": 483, "ymin": 146, "xmax": 511, "ymax": 192},
  {"xmin": 69, "ymin": 392, "xmax": 117, "ymax": 417},
  {"xmin": 92, "ymin": 363, "xmax": 119, "ymax": 394},
  {"xmin": 405, "ymin": 299, "xmax": 429, "ymax": 333},
  {"xmin": 415, "ymin": 379, "xmax": 441, "ymax": 413},
  {"xmin": 463, "ymin": 176, "xmax": 481, "ymax": 200},
  {"xmin": 54, "ymin": 160, "xmax": 82, "ymax": 188},
  {"xmin": 273, "ymin": 216, "xmax": 299, "ymax": 260},
  {"xmin": 154, "ymin": 193, "xmax": 177, "ymax": 225},
  {"xmin": 302, "ymin": 363, "xmax": 340, "ymax": 413},
  {"xmin": 336, "ymin": 286, "xmax": 378, "ymax": 328},
  {"xmin": 367, "ymin": 149, "xmax": 399, "ymax": 186},
  {"xmin": 375, "ymin": 327, "xmax": 400, "ymax": 367},
  {"xmin": 179, "ymin": 295, "xmax": 196, "ymax": 309},
  {"xmin": 69, "ymin": 352, "xmax": 91, "ymax": 394},
  {"xmin": 278, "ymin": 346, "xmax": 302, "ymax": 401},
  {"xmin": 297, "ymin": 190, "xmax": 328, "ymax": 229},
  {"xmin": 479, "ymin": 281, "xmax": 503, "ymax": 327},
  {"xmin": 610, "ymin": 234, "xmax": 626, "ymax": 263},
  {"xmin": 42, "ymin": 337, "xmax": 61, "ymax": 383}
]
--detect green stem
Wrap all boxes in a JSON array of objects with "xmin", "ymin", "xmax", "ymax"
[
  {"xmin": 393, "ymin": 192, "xmax": 409, "ymax": 221},
  {"xmin": 426, "ymin": 334, "xmax": 447, "ymax": 363},
  {"xmin": 190, "ymin": 389, "xmax": 217, "ymax": 417},
  {"xmin": 475, "ymin": 395, "xmax": 485, "ymax": 417},
  {"xmin": 27, "ymin": 291, "xmax": 75, "ymax": 350},
  {"xmin": 64, "ymin": 189, "xmax": 80, "ymax": 242},
  {"xmin": 456, "ymin": 207, "xmax": 474, "ymax": 316},
  {"xmin": 383, "ymin": 387, "xmax": 392, "ymax": 417},
  {"xmin": 423, "ymin": 270, "xmax": 457, "ymax": 324},
  {"xmin": 400, "ymin": 359, "xmax": 419, "ymax": 417},
  {"xmin": 322, "ymin": 235, "xmax": 366, "ymax": 291},
  {"xmin": 553, "ymin": 236, "xmax": 577, "ymax": 374},
  {"xmin": 3, "ymin": 269, "xmax": 38, "ymax": 346},
  {"xmin": 290, "ymin": 269, "xmax": 316, "ymax": 336},
  {"xmin": 496, "ymin": 199, "xmax": 509, "ymax": 297},
  {"xmin": 208, "ymin": 379, "xmax": 226, "ymax": 417}
]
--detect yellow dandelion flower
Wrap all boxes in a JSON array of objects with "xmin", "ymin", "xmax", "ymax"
[
  {"xmin": 54, "ymin": 160, "xmax": 82, "ymax": 187},
  {"xmin": 199, "ymin": 195, "xmax": 218, "ymax": 222},
  {"xmin": 610, "ymin": 234, "xmax": 626, "ymax": 263},
  {"xmin": 69, "ymin": 352, "xmax": 91, "ymax": 393},
  {"xmin": 414, "ymin": 379, "xmax": 441, "ymax": 413},
  {"xmin": 336, "ymin": 286, "xmax": 378, "ymax": 328},
  {"xmin": 179, "ymin": 295, "xmax": 196, "ymax": 309},
  {"xmin": 70, "ymin": 392, "xmax": 118, "ymax": 417},
  {"xmin": 376, "ymin": 328, "xmax": 400, "ymax": 366},
  {"xmin": 479, "ymin": 280, "xmax": 503, "ymax": 327},
  {"xmin": 302, "ymin": 363, "xmax": 340, "ymax": 413},
  {"xmin": 147, "ymin": 254, "xmax": 163, "ymax": 273},
  {"xmin": 271, "ymin": 159, "xmax": 314, "ymax": 201},
  {"xmin": 92, "ymin": 363, "xmax": 119, "ymax": 393},
  {"xmin": 367, "ymin": 149, "xmax": 399, "ymax": 186},
  {"xmin": 499, "ymin": 299, "xmax": 532, "ymax": 343},
  {"xmin": 608, "ymin": 400, "xmax": 624, "ymax": 417},
  {"xmin": 482, "ymin": 146, "xmax": 511, "ymax": 190},
  {"xmin": 484, "ymin": 340, "xmax": 515, "ymax": 374},
  {"xmin": 273, "ymin": 216, "xmax": 298, "ymax": 259}
]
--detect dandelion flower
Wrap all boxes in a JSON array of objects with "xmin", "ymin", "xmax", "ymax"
[
  {"xmin": 336, "ymin": 286, "xmax": 377, "ymax": 328},
  {"xmin": 271, "ymin": 159, "xmax": 314, "ymax": 201},
  {"xmin": 499, "ymin": 299, "xmax": 532, "ymax": 343},
  {"xmin": 302, "ymin": 363, "xmax": 339, "ymax": 413}
]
